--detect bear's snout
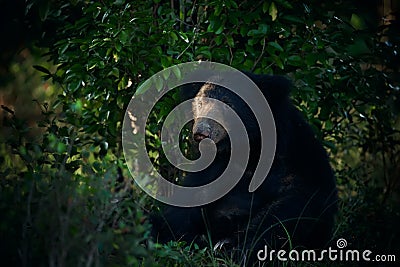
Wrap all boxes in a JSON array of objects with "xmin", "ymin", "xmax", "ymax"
[
  {"xmin": 193, "ymin": 121, "xmax": 211, "ymax": 142},
  {"xmin": 192, "ymin": 118, "xmax": 226, "ymax": 145}
]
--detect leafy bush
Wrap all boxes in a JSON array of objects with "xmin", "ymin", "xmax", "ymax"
[{"xmin": 1, "ymin": 0, "xmax": 399, "ymax": 266}]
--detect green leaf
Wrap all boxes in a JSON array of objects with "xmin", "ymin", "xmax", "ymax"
[
  {"xmin": 305, "ymin": 53, "xmax": 318, "ymax": 66},
  {"xmin": 33, "ymin": 65, "xmax": 51, "ymax": 75},
  {"xmin": 268, "ymin": 42, "xmax": 284, "ymax": 52},
  {"xmin": 196, "ymin": 47, "xmax": 212, "ymax": 59},
  {"xmin": 214, "ymin": 3, "xmax": 223, "ymax": 16},
  {"xmin": 215, "ymin": 35, "xmax": 223, "ymax": 45},
  {"xmin": 59, "ymin": 43, "xmax": 70, "ymax": 54},
  {"xmin": 178, "ymin": 32, "xmax": 189, "ymax": 43},
  {"xmin": 115, "ymin": 42, "xmax": 122, "ymax": 52},
  {"xmin": 275, "ymin": 57, "xmax": 284, "ymax": 69},
  {"xmin": 118, "ymin": 76, "xmax": 127, "ymax": 90},
  {"xmin": 248, "ymin": 38, "xmax": 258, "ymax": 46},
  {"xmin": 74, "ymin": 99, "xmax": 83, "ymax": 112},
  {"xmin": 170, "ymin": 31, "xmax": 178, "ymax": 42},
  {"xmin": 287, "ymin": 55, "xmax": 302, "ymax": 66},
  {"xmin": 350, "ymin": 13, "xmax": 366, "ymax": 30},
  {"xmin": 162, "ymin": 68, "xmax": 171, "ymax": 80},
  {"xmin": 171, "ymin": 65, "xmax": 182, "ymax": 80},
  {"xmin": 57, "ymin": 142, "xmax": 67, "ymax": 153},
  {"xmin": 259, "ymin": 24, "xmax": 269, "ymax": 35},
  {"xmin": 136, "ymin": 79, "xmax": 152, "ymax": 95},
  {"xmin": 322, "ymin": 140, "xmax": 336, "ymax": 150},
  {"xmin": 282, "ymin": 15, "xmax": 303, "ymax": 24},
  {"xmin": 38, "ymin": 1, "xmax": 50, "ymax": 21},
  {"xmin": 226, "ymin": 35, "xmax": 234, "ymax": 47},
  {"xmin": 215, "ymin": 23, "xmax": 225, "ymax": 35},
  {"xmin": 208, "ymin": 16, "xmax": 222, "ymax": 33},
  {"xmin": 68, "ymin": 80, "xmax": 81, "ymax": 92},
  {"xmin": 114, "ymin": 0, "xmax": 125, "ymax": 6},
  {"xmin": 226, "ymin": 0, "xmax": 238, "ymax": 9},
  {"xmin": 324, "ymin": 120, "xmax": 333, "ymax": 131},
  {"xmin": 269, "ymin": 2, "xmax": 278, "ymax": 21},
  {"xmin": 154, "ymin": 76, "xmax": 164, "ymax": 91},
  {"xmin": 262, "ymin": 2, "xmax": 270, "ymax": 13},
  {"xmin": 248, "ymin": 29, "xmax": 260, "ymax": 36},
  {"xmin": 347, "ymin": 39, "xmax": 370, "ymax": 56},
  {"xmin": 108, "ymin": 67, "xmax": 120, "ymax": 78},
  {"xmin": 275, "ymin": 0, "xmax": 293, "ymax": 9},
  {"xmin": 240, "ymin": 26, "xmax": 248, "ymax": 37},
  {"xmin": 119, "ymin": 30, "xmax": 129, "ymax": 44},
  {"xmin": 229, "ymin": 13, "xmax": 238, "ymax": 25},
  {"xmin": 161, "ymin": 56, "xmax": 172, "ymax": 68}
]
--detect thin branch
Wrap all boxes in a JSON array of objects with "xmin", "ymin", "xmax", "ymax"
[{"xmin": 252, "ymin": 38, "xmax": 266, "ymax": 72}]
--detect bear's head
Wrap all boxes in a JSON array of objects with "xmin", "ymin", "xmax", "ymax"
[{"xmin": 189, "ymin": 73, "xmax": 292, "ymax": 154}]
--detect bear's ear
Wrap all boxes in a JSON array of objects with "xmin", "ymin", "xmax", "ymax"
[{"xmin": 243, "ymin": 72, "xmax": 292, "ymax": 103}]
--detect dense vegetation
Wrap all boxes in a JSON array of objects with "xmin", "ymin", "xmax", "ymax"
[{"xmin": 1, "ymin": 0, "xmax": 399, "ymax": 266}]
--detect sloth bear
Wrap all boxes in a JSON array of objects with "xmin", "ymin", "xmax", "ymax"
[{"xmin": 150, "ymin": 72, "xmax": 337, "ymax": 263}]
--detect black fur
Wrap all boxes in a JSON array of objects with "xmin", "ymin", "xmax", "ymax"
[{"xmin": 151, "ymin": 72, "xmax": 337, "ymax": 264}]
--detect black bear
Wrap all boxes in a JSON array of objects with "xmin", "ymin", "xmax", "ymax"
[{"xmin": 151, "ymin": 72, "xmax": 337, "ymax": 263}]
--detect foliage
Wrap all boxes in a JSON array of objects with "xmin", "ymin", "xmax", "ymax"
[
  {"xmin": 1, "ymin": 107, "xmax": 154, "ymax": 266},
  {"xmin": 1, "ymin": 0, "xmax": 399, "ymax": 266}
]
